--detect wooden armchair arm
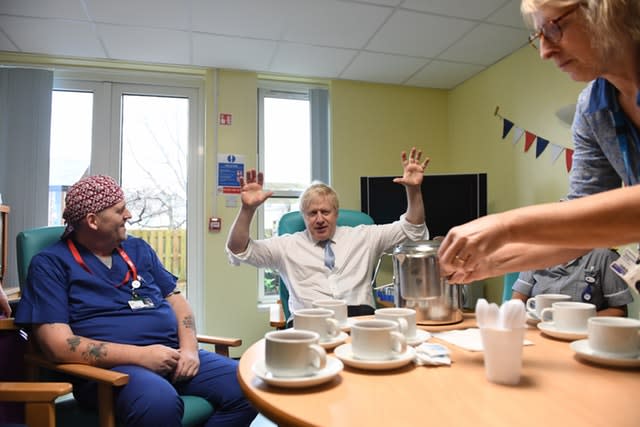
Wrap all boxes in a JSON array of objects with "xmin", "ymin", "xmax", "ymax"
[
  {"xmin": 0, "ymin": 381, "xmax": 72, "ymax": 402},
  {"xmin": 24, "ymin": 354, "xmax": 128, "ymax": 427},
  {"xmin": 196, "ymin": 334, "xmax": 242, "ymax": 357},
  {"xmin": 0, "ymin": 317, "xmax": 17, "ymax": 330},
  {"xmin": 0, "ymin": 382, "xmax": 72, "ymax": 427},
  {"xmin": 24, "ymin": 353, "xmax": 129, "ymax": 386}
]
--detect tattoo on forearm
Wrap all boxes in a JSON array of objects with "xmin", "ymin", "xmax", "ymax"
[
  {"xmin": 182, "ymin": 315, "xmax": 196, "ymax": 332},
  {"xmin": 82, "ymin": 343, "xmax": 108, "ymax": 363},
  {"xmin": 67, "ymin": 336, "xmax": 81, "ymax": 352}
]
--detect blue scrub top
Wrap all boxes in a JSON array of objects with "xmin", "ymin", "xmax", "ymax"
[{"xmin": 16, "ymin": 236, "xmax": 180, "ymax": 348}]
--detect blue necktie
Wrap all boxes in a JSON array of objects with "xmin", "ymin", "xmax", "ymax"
[{"xmin": 323, "ymin": 241, "xmax": 335, "ymax": 270}]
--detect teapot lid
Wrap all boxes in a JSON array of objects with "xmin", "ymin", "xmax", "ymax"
[{"xmin": 393, "ymin": 240, "xmax": 440, "ymax": 255}]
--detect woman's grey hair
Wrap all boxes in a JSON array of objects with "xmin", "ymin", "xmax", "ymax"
[
  {"xmin": 520, "ymin": 0, "xmax": 640, "ymax": 58},
  {"xmin": 299, "ymin": 181, "xmax": 339, "ymax": 213}
]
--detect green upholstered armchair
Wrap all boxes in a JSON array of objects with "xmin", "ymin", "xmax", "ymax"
[
  {"xmin": 16, "ymin": 226, "xmax": 241, "ymax": 427},
  {"xmin": 276, "ymin": 209, "xmax": 375, "ymax": 322}
]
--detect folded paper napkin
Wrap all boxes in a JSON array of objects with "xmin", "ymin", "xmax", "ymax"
[
  {"xmin": 414, "ymin": 342, "xmax": 452, "ymax": 366},
  {"xmin": 432, "ymin": 328, "xmax": 533, "ymax": 352}
]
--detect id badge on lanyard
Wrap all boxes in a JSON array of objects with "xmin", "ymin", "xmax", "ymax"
[
  {"xmin": 67, "ymin": 239, "xmax": 155, "ymax": 310},
  {"xmin": 610, "ymin": 246, "xmax": 640, "ymax": 291}
]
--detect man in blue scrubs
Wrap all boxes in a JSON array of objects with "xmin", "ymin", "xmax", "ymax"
[{"xmin": 16, "ymin": 175, "xmax": 256, "ymax": 427}]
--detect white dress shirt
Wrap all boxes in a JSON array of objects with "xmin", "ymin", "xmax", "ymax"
[{"xmin": 226, "ymin": 215, "xmax": 428, "ymax": 315}]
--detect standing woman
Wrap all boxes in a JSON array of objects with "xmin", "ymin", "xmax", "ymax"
[{"xmin": 439, "ymin": 0, "xmax": 640, "ymax": 283}]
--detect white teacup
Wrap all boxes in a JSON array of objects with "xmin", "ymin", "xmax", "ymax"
[
  {"xmin": 526, "ymin": 293, "xmax": 571, "ymax": 319},
  {"xmin": 374, "ymin": 307, "xmax": 416, "ymax": 339},
  {"xmin": 588, "ymin": 317, "xmax": 640, "ymax": 358},
  {"xmin": 350, "ymin": 319, "xmax": 407, "ymax": 361},
  {"xmin": 540, "ymin": 301, "xmax": 596, "ymax": 332},
  {"xmin": 312, "ymin": 299, "xmax": 348, "ymax": 326},
  {"xmin": 293, "ymin": 308, "xmax": 340, "ymax": 341},
  {"xmin": 264, "ymin": 329, "xmax": 327, "ymax": 377}
]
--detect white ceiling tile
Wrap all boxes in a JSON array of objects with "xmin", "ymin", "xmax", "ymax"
[
  {"xmin": 487, "ymin": 0, "xmax": 527, "ymax": 28},
  {"xmin": 402, "ymin": 0, "xmax": 506, "ymax": 20},
  {"xmin": 406, "ymin": 60, "xmax": 485, "ymax": 89},
  {"xmin": 2, "ymin": 16, "xmax": 104, "ymax": 58},
  {"xmin": 356, "ymin": 0, "xmax": 403, "ymax": 6},
  {"xmin": 98, "ymin": 24, "xmax": 190, "ymax": 64},
  {"xmin": 193, "ymin": 33, "xmax": 277, "ymax": 71},
  {"xmin": 282, "ymin": 0, "xmax": 390, "ymax": 48},
  {"xmin": 85, "ymin": 0, "xmax": 190, "ymax": 30},
  {"xmin": 0, "ymin": 0, "xmax": 533, "ymax": 88},
  {"xmin": 0, "ymin": 0, "xmax": 87, "ymax": 21},
  {"xmin": 368, "ymin": 10, "xmax": 476, "ymax": 57},
  {"xmin": 439, "ymin": 23, "xmax": 529, "ymax": 65},
  {"xmin": 341, "ymin": 51, "xmax": 427, "ymax": 85},
  {"xmin": 192, "ymin": 0, "xmax": 289, "ymax": 39},
  {"xmin": 270, "ymin": 43, "xmax": 356, "ymax": 79}
]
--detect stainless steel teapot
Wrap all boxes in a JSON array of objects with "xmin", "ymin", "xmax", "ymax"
[{"xmin": 391, "ymin": 240, "xmax": 463, "ymax": 325}]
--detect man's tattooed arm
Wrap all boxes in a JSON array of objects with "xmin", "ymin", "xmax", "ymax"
[
  {"xmin": 66, "ymin": 336, "xmax": 108, "ymax": 364},
  {"xmin": 182, "ymin": 315, "xmax": 197, "ymax": 335}
]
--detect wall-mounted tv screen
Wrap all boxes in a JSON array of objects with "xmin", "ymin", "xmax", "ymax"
[{"xmin": 360, "ymin": 173, "xmax": 487, "ymax": 238}]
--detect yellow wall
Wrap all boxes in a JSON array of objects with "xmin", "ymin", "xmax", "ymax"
[{"xmin": 5, "ymin": 48, "xmax": 637, "ymax": 353}]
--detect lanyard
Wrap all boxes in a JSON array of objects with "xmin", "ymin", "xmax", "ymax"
[{"xmin": 67, "ymin": 239, "xmax": 139, "ymax": 288}]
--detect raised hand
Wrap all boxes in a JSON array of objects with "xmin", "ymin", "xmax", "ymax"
[
  {"xmin": 238, "ymin": 169, "xmax": 274, "ymax": 209},
  {"xmin": 393, "ymin": 147, "xmax": 430, "ymax": 187}
]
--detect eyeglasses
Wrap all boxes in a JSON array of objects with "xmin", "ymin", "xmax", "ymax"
[{"xmin": 528, "ymin": 5, "xmax": 580, "ymax": 49}]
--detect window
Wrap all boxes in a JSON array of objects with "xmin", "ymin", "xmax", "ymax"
[
  {"xmin": 48, "ymin": 71, "xmax": 205, "ymax": 321},
  {"xmin": 257, "ymin": 81, "xmax": 330, "ymax": 302}
]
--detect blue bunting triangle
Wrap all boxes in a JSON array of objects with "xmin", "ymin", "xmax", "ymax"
[
  {"xmin": 535, "ymin": 137, "xmax": 549, "ymax": 158},
  {"xmin": 502, "ymin": 119, "xmax": 514, "ymax": 139}
]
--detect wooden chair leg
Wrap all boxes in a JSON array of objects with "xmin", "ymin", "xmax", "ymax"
[{"xmin": 97, "ymin": 382, "xmax": 117, "ymax": 427}]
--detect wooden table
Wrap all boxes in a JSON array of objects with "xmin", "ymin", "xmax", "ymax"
[{"xmin": 238, "ymin": 314, "xmax": 639, "ymax": 427}]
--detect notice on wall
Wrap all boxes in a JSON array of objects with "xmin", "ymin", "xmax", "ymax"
[{"xmin": 217, "ymin": 153, "xmax": 245, "ymax": 194}]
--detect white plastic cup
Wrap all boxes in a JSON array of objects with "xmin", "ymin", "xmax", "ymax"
[
  {"xmin": 264, "ymin": 329, "xmax": 327, "ymax": 377},
  {"xmin": 480, "ymin": 327, "xmax": 526, "ymax": 385}
]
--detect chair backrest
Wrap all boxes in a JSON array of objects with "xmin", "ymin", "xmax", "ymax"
[
  {"xmin": 16, "ymin": 226, "xmax": 65, "ymax": 287},
  {"xmin": 502, "ymin": 272, "xmax": 520, "ymax": 303},
  {"xmin": 276, "ymin": 209, "xmax": 375, "ymax": 321}
]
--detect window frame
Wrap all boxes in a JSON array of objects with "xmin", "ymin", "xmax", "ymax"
[
  {"xmin": 51, "ymin": 69, "xmax": 206, "ymax": 325},
  {"xmin": 256, "ymin": 80, "xmax": 330, "ymax": 303}
]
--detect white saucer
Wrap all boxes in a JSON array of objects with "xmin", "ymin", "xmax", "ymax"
[
  {"xmin": 570, "ymin": 340, "xmax": 640, "ymax": 368},
  {"xmin": 526, "ymin": 311, "xmax": 541, "ymax": 326},
  {"xmin": 333, "ymin": 343, "xmax": 416, "ymax": 371},
  {"xmin": 537, "ymin": 322, "xmax": 587, "ymax": 341},
  {"xmin": 319, "ymin": 331, "xmax": 349, "ymax": 349},
  {"xmin": 252, "ymin": 357, "xmax": 344, "ymax": 388},
  {"xmin": 407, "ymin": 329, "xmax": 431, "ymax": 346}
]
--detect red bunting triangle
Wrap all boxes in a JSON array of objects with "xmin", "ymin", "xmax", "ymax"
[
  {"xmin": 565, "ymin": 149, "xmax": 574, "ymax": 172},
  {"xmin": 524, "ymin": 131, "xmax": 536, "ymax": 152}
]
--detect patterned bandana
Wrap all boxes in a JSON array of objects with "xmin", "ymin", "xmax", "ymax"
[{"xmin": 62, "ymin": 175, "xmax": 124, "ymax": 236}]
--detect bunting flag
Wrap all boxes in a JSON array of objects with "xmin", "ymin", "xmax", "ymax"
[
  {"xmin": 535, "ymin": 137, "xmax": 549, "ymax": 158},
  {"xmin": 549, "ymin": 144, "xmax": 564, "ymax": 164},
  {"xmin": 512, "ymin": 127, "xmax": 524, "ymax": 145},
  {"xmin": 502, "ymin": 119, "xmax": 514, "ymax": 139},
  {"xmin": 495, "ymin": 106, "xmax": 572, "ymax": 173},
  {"xmin": 565, "ymin": 149, "xmax": 574, "ymax": 172},
  {"xmin": 524, "ymin": 131, "xmax": 536, "ymax": 152}
]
